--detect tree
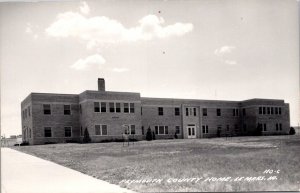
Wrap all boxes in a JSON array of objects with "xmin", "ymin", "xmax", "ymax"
[
  {"xmin": 146, "ymin": 127, "xmax": 152, "ymax": 141},
  {"xmin": 152, "ymin": 131, "xmax": 156, "ymax": 140},
  {"xmin": 289, "ymin": 127, "xmax": 296, "ymax": 135},
  {"xmin": 174, "ymin": 133, "xmax": 178, "ymax": 139},
  {"xmin": 83, "ymin": 128, "xmax": 91, "ymax": 143}
]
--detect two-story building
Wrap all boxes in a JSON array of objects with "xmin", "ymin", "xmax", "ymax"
[{"xmin": 21, "ymin": 78, "xmax": 290, "ymax": 145}]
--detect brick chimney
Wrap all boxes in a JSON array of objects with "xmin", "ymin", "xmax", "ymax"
[{"xmin": 98, "ymin": 78, "xmax": 105, "ymax": 91}]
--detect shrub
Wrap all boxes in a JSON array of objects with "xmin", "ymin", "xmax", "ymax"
[
  {"xmin": 174, "ymin": 133, "xmax": 178, "ymax": 139},
  {"xmin": 83, "ymin": 128, "xmax": 91, "ymax": 143},
  {"xmin": 146, "ymin": 127, "xmax": 152, "ymax": 141},
  {"xmin": 254, "ymin": 125, "xmax": 262, "ymax": 136},
  {"xmin": 289, "ymin": 127, "xmax": 296, "ymax": 135},
  {"xmin": 15, "ymin": 142, "xmax": 29, "ymax": 146}
]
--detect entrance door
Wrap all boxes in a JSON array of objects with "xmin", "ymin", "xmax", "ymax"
[{"xmin": 187, "ymin": 126, "xmax": 196, "ymax": 139}]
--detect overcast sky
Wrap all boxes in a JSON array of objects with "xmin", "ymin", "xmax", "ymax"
[{"xmin": 0, "ymin": 0, "xmax": 299, "ymax": 136}]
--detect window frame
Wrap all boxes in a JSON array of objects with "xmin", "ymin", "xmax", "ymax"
[
  {"xmin": 116, "ymin": 103, "xmax": 121, "ymax": 113},
  {"xmin": 94, "ymin": 102, "xmax": 100, "ymax": 113},
  {"xmin": 43, "ymin": 104, "xmax": 51, "ymax": 115},
  {"xmin": 64, "ymin": 126, "xmax": 72, "ymax": 138},
  {"xmin": 175, "ymin": 126, "xmax": 180, "ymax": 134},
  {"xmin": 44, "ymin": 127, "xmax": 52, "ymax": 138},
  {"xmin": 109, "ymin": 102, "xmax": 115, "ymax": 113},
  {"xmin": 130, "ymin": 103, "xmax": 135, "ymax": 113},
  {"xmin": 175, "ymin": 107, "xmax": 180, "ymax": 116},
  {"xmin": 216, "ymin": 108, "xmax": 221, "ymax": 116},
  {"xmin": 202, "ymin": 108, "xmax": 207, "ymax": 116},
  {"xmin": 100, "ymin": 102, "xmax": 107, "ymax": 113},
  {"xmin": 95, "ymin": 124, "xmax": 108, "ymax": 136},
  {"xmin": 124, "ymin": 103, "xmax": 129, "ymax": 113},
  {"xmin": 202, "ymin": 125, "xmax": 208, "ymax": 134},
  {"xmin": 158, "ymin": 107, "xmax": 164, "ymax": 116},
  {"xmin": 154, "ymin": 125, "xmax": 168, "ymax": 135},
  {"xmin": 64, "ymin": 104, "xmax": 71, "ymax": 115}
]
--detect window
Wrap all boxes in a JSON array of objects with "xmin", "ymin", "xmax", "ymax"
[
  {"xmin": 28, "ymin": 106, "xmax": 31, "ymax": 117},
  {"xmin": 276, "ymin": 123, "xmax": 279, "ymax": 131},
  {"xmin": 175, "ymin": 126, "xmax": 180, "ymax": 134},
  {"xmin": 95, "ymin": 125, "xmax": 108, "ymax": 136},
  {"xmin": 233, "ymin": 109, "xmax": 239, "ymax": 116},
  {"xmin": 43, "ymin": 104, "xmax": 51, "ymax": 115},
  {"xmin": 29, "ymin": 128, "xmax": 31, "ymax": 138},
  {"xmin": 267, "ymin": 107, "xmax": 270, "ymax": 114},
  {"xmin": 116, "ymin": 103, "xmax": 121, "ymax": 113},
  {"xmin": 64, "ymin": 126, "xmax": 72, "ymax": 137},
  {"xmin": 271, "ymin": 107, "xmax": 274, "ymax": 114},
  {"xmin": 226, "ymin": 125, "xmax": 230, "ymax": 132},
  {"xmin": 202, "ymin": 125, "xmax": 208, "ymax": 134},
  {"xmin": 25, "ymin": 109, "xmax": 27, "ymax": 118},
  {"xmin": 44, "ymin": 127, "xmax": 52, "ymax": 137},
  {"xmin": 94, "ymin": 102, "xmax": 100, "ymax": 112},
  {"xmin": 203, "ymin": 108, "xmax": 207, "ymax": 116},
  {"xmin": 64, "ymin": 105, "xmax": 71, "ymax": 115},
  {"xmin": 79, "ymin": 104, "xmax": 82, "ymax": 114},
  {"xmin": 262, "ymin": 107, "xmax": 266, "ymax": 114},
  {"xmin": 242, "ymin": 108, "xmax": 246, "ymax": 116},
  {"xmin": 130, "ymin": 103, "xmax": 135, "ymax": 113},
  {"xmin": 158, "ymin": 107, "xmax": 164, "ymax": 116},
  {"xmin": 109, "ymin": 103, "xmax": 115, "ymax": 113},
  {"xmin": 175, "ymin": 107, "xmax": 180, "ymax": 116},
  {"xmin": 101, "ymin": 102, "xmax": 106, "ymax": 112},
  {"xmin": 243, "ymin": 124, "xmax": 247, "ymax": 132},
  {"xmin": 142, "ymin": 126, "xmax": 144, "ymax": 135},
  {"xmin": 276, "ymin": 107, "xmax": 279, "ymax": 114},
  {"xmin": 186, "ymin": 107, "xmax": 196, "ymax": 116},
  {"xmin": 80, "ymin": 126, "xmax": 83, "ymax": 136},
  {"xmin": 155, "ymin": 126, "xmax": 168, "ymax": 135},
  {"xmin": 279, "ymin": 123, "xmax": 282, "ymax": 131},
  {"xmin": 259, "ymin": 107, "xmax": 262, "ymax": 114},
  {"xmin": 130, "ymin": 125, "xmax": 135, "ymax": 135},
  {"xmin": 124, "ymin": 103, "xmax": 129, "ymax": 113},
  {"xmin": 279, "ymin": 107, "xmax": 282, "ymax": 115},
  {"xmin": 263, "ymin": 123, "xmax": 267, "ymax": 131},
  {"xmin": 217, "ymin": 108, "xmax": 221, "ymax": 116},
  {"xmin": 141, "ymin": 107, "xmax": 143, "ymax": 115}
]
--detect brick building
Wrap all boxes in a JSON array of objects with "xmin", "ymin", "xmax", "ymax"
[{"xmin": 21, "ymin": 78, "xmax": 290, "ymax": 145}]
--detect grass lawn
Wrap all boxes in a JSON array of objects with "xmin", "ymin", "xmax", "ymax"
[{"xmin": 13, "ymin": 135, "xmax": 300, "ymax": 192}]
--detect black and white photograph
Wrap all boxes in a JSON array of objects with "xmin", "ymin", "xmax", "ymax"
[{"xmin": 1, "ymin": 0, "xmax": 299, "ymax": 192}]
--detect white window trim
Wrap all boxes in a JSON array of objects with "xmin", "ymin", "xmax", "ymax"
[
  {"xmin": 155, "ymin": 125, "xmax": 168, "ymax": 135},
  {"xmin": 95, "ymin": 124, "xmax": 108, "ymax": 136},
  {"xmin": 186, "ymin": 107, "xmax": 197, "ymax": 116},
  {"xmin": 202, "ymin": 125, "xmax": 209, "ymax": 134},
  {"xmin": 64, "ymin": 104, "xmax": 72, "ymax": 115}
]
